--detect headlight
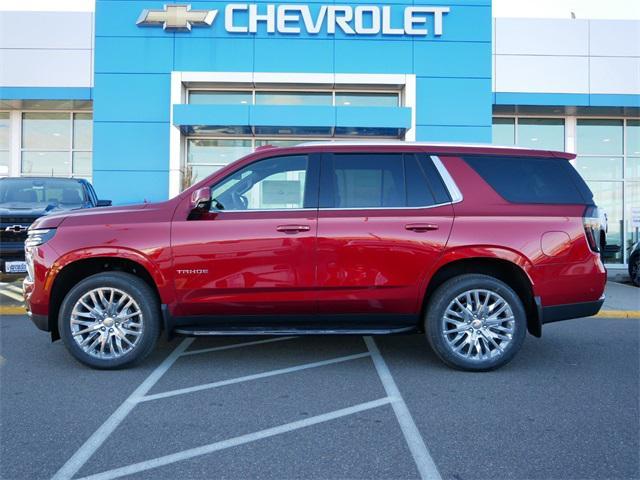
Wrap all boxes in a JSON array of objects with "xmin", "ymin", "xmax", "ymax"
[{"xmin": 25, "ymin": 228, "xmax": 56, "ymax": 247}]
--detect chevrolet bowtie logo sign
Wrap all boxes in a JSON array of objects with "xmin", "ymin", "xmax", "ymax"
[
  {"xmin": 137, "ymin": 3, "xmax": 451, "ymax": 36},
  {"xmin": 136, "ymin": 5, "xmax": 217, "ymax": 30}
]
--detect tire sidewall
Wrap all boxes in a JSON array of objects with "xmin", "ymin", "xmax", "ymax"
[
  {"xmin": 58, "ymin": 272, "xmax": 159, "ymax": 369},
  {"xmin": 425, "ymin": 274, "xmax": 527, "ymax": 371}
]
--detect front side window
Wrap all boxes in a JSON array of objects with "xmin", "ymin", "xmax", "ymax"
[{"xmin": 210, "ymin": 155, "xmax": 308, "ymax": 211}]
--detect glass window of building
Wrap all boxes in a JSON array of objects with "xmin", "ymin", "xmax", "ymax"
[
  {"xmin": 492, "ymin": 118, "xmax": 515, "ymax": 146},
  {"xmin": 21, "ymin": 112, "xmax": 92, "ymax": 179},
  {"xmin": 576, "ymin": 119, "xmax": 625, "ymax": 264},
  {"xmin": 255, "ymin": 92, "xmax": 332, "ymax": 106},
  {"xmin": 186, "ymin": 139, "xmax": 253, "ymax": 187},
  {"xmin": 517, "ymin": 118, "xmax": 564, "ymax": 151},
  {"xmin": 0, "ymin": 112, "xmax": 9, "ymax": 176},
  {"xmin": 188, "ymin": 91, "xmax": 252, "ymax": 105},
  {"xmin": 335, "ymin": 93, "xmax": 399, "ymax": 107},
  {"xmin": 492, "ymin": 117, "xmax": 564, "ymax": 150},
  {"xmin": 627, "ymin": 120, "xmax": 640, "ymax": 179}
]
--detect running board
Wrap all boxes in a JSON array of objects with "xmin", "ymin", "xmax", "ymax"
[{"xmin": 173, "ymin": 326, "xmax": 416, "ymax": 336}]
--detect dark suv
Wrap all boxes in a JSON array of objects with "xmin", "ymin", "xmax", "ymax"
[
  {"xmin": 0, "ymin": 177, "xmax": 110, "ymax": 279},
  {"xmin": 23, "ymin": 143, "xmax": 606, "ymax": 371}
]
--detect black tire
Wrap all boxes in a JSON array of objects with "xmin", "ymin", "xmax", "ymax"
[
  {"xmin": 629, "ymin": 254, "xmax": 640, "ymax": 287},
  {"xmin": 58, "ymin": 272, "xmax": 160, "ymax": 369},
  {"xmin": 425, "ymin": 274, "xmax": 527, "ymax": 371}
]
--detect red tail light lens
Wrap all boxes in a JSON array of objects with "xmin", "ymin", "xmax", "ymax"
[{"xmin": 583, "ymin": 206, "xmax": 601, "ymax": 252}]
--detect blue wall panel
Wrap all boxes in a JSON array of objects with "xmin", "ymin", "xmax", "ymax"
[
  {"xmin": 413, "ymin": 41, "xmax": 491, "ymax": 78},
  {"xmin": 415, "ymin": 125, "xmax": 492, "ymax": 142},
  {"xmin": 93, "ymin": 170, "xmax": 169, "ymax": 203},
  {"xmin": 334, "ymin": 40, "xmax": 413, "ymax": 73},
  {"xmin": 254, "ymin": 39, "xmax": 334, "ymax": 72},
  {"xmin": 93, "ymin": 122, "xmax": 169, "ymax": 171},
  {"xmin": 95, "ymin": 36, "xmax": 174, "ymax": 73},
  {"xmin": 174, "ymin": 37, "xmax": 254, "ymax": 71},
  {"xmin": 93, "ymin": 73, "xmax": 170, "ymax": 122},
  {"xmin": 416, "ymin": 77, "xmax": 492, "ymax": 126}
]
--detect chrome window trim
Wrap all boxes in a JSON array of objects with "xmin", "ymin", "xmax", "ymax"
[
  {"xmin": 210, "ymin": 204, "xmax": 452, "ymax": 213},
  {"xmin": 210, "ymin": 207, "xmax": 315, "ymax": 213},
  {"xmin": 317, "ymin": 202, "xmax": 451, "ymax": 211},
  {"xmin": 430, "ymin": 155, "xmax": 463, "ymax": 204}
]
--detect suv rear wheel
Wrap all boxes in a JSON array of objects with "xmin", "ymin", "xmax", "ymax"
[
  {"xmin": 58, "ymin": 272, "xmax": 160, "ymax": 369},
  {"xmin": 425, "ymin": 274, "xmax": 527, "ymax": 371}
]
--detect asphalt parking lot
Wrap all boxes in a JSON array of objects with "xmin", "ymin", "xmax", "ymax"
[{"xmin": 1, "ymin": 312, "xmax": 638, "ymax": 480}]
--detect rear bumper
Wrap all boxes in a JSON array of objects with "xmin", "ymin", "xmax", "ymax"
[{"xmin": 539, "ymin": 295, "xmax": 605, "ymax": 325}]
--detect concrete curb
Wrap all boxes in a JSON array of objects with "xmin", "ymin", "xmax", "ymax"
[
  {"xmin": 594, "ymin": 310, "xmax": 640, "ymax": 319},
  {"xmin": 0, "ymin": 306, "xmax": 26, "ymax": 315}
]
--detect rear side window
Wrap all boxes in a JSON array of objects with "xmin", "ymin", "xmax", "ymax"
[
  {"xmin": 463, "ymin": 155, "xmax": 594, "ymax": 205},
  {"xmin": 319, "ymin": 153, "xmax": 450, "ymax": 209}
]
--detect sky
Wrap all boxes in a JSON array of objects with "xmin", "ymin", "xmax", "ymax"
[{"xmin": 0, "ymin": 0, "xmax": 639, "ymax": 19}]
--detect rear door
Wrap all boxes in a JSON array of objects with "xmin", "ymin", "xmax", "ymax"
[{"xmin": 315, "ymin": 151, "xmax": 454, "ymax": 320}]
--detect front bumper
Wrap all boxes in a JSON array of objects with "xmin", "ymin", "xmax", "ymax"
[{"xmin": 27, "ymin": 311, "xmax": 49, "ymax": 331}]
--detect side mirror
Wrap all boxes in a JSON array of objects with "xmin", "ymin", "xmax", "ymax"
[
  {"xmin": 96, "ymin": 199, "xmax": 112, "ymax": 207},
  {"xmin": 190, "ymin": 187, "xmax": 211, "ymax": 211}
]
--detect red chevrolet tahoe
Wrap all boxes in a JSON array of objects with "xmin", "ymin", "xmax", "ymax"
[{"xmin": 23, "ymin": 143, "xmax": 606, "ymax": 371}]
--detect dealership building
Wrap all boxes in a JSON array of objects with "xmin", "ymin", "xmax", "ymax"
[{"xmin": 0, "ymin": 1, "xmax": 639, "ymax": 270}]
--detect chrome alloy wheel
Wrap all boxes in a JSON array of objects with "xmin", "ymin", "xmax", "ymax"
[
  {"xmin": 70, "ymin": 287, "xmax": 144, "ymax": 360},
  {"xmin": 441, "ymin": 289, "xmax": 515, "ymax": 361}
]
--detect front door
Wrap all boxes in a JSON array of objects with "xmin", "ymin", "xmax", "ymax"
[
  {"xmin": 171, "ymin": 153, "xmax": 319, "ymax": 317},
  {"xmin": 315, "ymin": 151, "xmax": 454, "ymax": 320}
]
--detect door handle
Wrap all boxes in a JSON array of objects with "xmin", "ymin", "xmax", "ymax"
[
  {"xmin": 405, "ymin": 223, "xmax": 439, "ymax": 232},
  {"xmin": 276, "ymin": 224, "xmax": 311, "ymax": 233}
]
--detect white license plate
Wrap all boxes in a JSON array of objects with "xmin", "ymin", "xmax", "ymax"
[{"xmin": 4, "ymin": 261, "xmax": 27, "ymax": 274}]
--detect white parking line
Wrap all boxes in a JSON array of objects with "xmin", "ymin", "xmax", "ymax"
[
  {"xmin": 182, "ymin": 336, "xmax": 296, "ymax": 356},
  {"xmin": 0, "ymin": 289, "xmax": 23, "ymax": 302},
  {"xmin": 364, "ymin": 336, "xmax": 442, "ymax": 480},
  {"xmin": 141, "ymin": 352, "xmax": 371, "ymax": 402},
  {"xmin": 51, "ymin": 338, "xmax": 195, "ymax": 480},
  {"xmin": 6, "ymin": 284, "xmax": 23, "ymax": 294},
  {"xmin": 77, "ymin": 397, "xmax": 393, "ymax": 480}
]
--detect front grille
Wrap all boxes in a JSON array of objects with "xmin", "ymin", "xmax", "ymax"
[
  {"xmin": 0, "ymin": 216, "xmax": 38, "ymax": 243},
  {"xmin": 0, "ymin": 216, "xmax": 39, "ymax": 225}
]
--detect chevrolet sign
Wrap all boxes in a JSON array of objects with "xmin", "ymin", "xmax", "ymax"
[
  {"xmin": 137, "ymin": 5, "xmax": 218, "ymax": 30},
  {"xmin": 137, "ymin": 3, "xmax": 450, "ymax": 36}
]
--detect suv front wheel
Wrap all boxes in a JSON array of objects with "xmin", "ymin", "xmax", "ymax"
[
  {"xmin": 58, "ymin": 272, "xmax": 160, "ymax": 369},
  {"xmin": 425, "ymin": 274, "xmax": 527, "ymax": 371}
]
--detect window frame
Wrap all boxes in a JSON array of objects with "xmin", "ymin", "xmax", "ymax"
[{"xmin": 318, "ymin": 152, "xmax": 452, "ymax": 211}]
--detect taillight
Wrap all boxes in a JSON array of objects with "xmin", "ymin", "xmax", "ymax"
[{"xmin": 583, "ymin": 206, "xmax": 601, "ymax": 252}]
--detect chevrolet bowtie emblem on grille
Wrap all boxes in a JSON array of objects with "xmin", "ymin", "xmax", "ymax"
[
  {"xmin": 136, "ymin": 5, "xmax": 217, "ymax": 30},
  {"xmin": 4, "ymin": 225, "xmax": 28, "ymax": 233}
]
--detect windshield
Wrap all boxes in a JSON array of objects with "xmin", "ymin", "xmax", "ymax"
[{"xmin": 0, "ymin": 178, "xmax": 87, "ymax": 208}]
